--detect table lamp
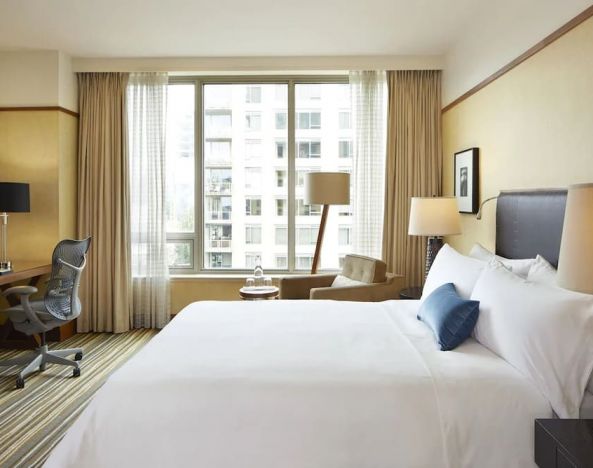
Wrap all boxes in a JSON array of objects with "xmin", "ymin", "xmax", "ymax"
[
  {"xmin": 408, "ymin": 196, "xmax": 462, "ymax": 279},
  {"xmin": 0, "ymin": 182, "xmax": 30, "ymax": 273},
  {"xmin": 304, "ymin": 172, "xmax": 350, "ymax": 274},
  {"xmin": 557, "ymin": 183, "xmax": 593, "ymax": 294}
]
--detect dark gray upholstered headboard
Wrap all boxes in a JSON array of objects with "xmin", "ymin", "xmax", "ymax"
[{"xmin": 495, "ymin": 189, "xmax": 568, "ymax": 268}]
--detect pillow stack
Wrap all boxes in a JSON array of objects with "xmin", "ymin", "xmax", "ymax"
[{"xmin": 418, "ymin": 243, "xmax": 593, "ymax": 419}]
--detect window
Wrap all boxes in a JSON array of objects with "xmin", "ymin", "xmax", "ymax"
[
  {"xmin": 246, "ymin": 86, "xmax": 262, "ymax": 103},
  {"xmin": 245, "ymin": 253, "xmax": 261, "ymax": 269},
  {"xmin": 275, "ymin": 255, "xmax": 288, "ymax": 269},
  {"xmin": 339, "ymin": 140, "xmax": 353, "ymax": 158},
  {"xmin": 297, "ymin": 140, "xmax": 321, "ymax": 158},
  {"xmin": 245, "ymin": 198, "xmax": 261, "ymax": 216},
  {"xmin": 296, "ymin": 255, "xmax": 313, "ymax": 270},
  {"xmin": 245, "ymin": 139, "xmax": 262, "ymax": 162},
  {"xmin": 166, "ymin": 79, "xmax": 353, "ymax": 272},
  {"xmin": 339, "ymin": 111, "xmax": 351, "ymax": 130},
  {"xmin": 276, "ymin": 140, "xmax": 286, "ymax": 158},
  {"xmin": 275, "ymin": 112, "xmax": 287, "ymax": 129},
  {"xmin": 296, "ymin": 199, "xmax": 321, "ymax": 216},
  {"xmin": 339, "ymin": 226, "xmax": 352, "ymax": 245},
  {"xmin": 296, "ymin": 225, "xmax": 318, "ymax": 245},
  {"xmin": 207, "ymin": 224, "xmax": 232, "ymax": 249},
  {"xmin": 297, "ymin": 111, "xmax": 321, "ymax": 129},
  {"xmin": 245, "ymin": 112, "xmax": 261, "ymax": 131},
  {"xmin": 276, "ymin": 199, "xmax": 286, "ymax": 216},
  {"xmin": 209, "ymin": 252, "xmax": 232, "ymax": 268},
  {"xmin": 275, "ymin": 226, "xmax": 287, "ymax": 245},
  {"xmin": 245, "ymin": 167, "xmax": 262, "ymax": 191},
  {"xmin": 276, "ymin": 170, "xmax": 286, "ymax": 188},
  {"xmin": 245, "ymin": 225, "xmax": 262, "ymax": 244}
]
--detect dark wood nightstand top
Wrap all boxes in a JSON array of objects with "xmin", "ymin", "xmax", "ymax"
[
  {"xmin": 535, "ymin": 419, "xmax": 593, "ymax": 467},
  {"xmin": 399, "ymin": 287, "xmax": 423, "ymax": 300}
]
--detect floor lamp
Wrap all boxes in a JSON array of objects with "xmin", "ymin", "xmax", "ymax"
[
  {"xmin": 408, "ymin": 197, "xmax": 461, "ymax": 280},
  {"xmin": 304, "ymin": 172, "xmax": 350, "ymax": 274},
  {"xmin": 0, "ymin": 182, "xmax": 30, "ymax": 273}
]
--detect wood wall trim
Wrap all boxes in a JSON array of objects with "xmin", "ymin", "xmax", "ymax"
[
  {"xmin": 0, "ymin": 106, "xmax": 79, "ymax": 118},
  {"xmin": 442, "ymin": 4, "xmax": 593, "ymax": 113}
]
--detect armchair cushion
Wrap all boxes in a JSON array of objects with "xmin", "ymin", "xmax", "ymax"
[
  {"xmin": 331, "ymin": 275, "xmax": 366, "ymax": 288},
  {"xmin": 341, "ymin": 254, "xmax": 387, "ymax": 283}
]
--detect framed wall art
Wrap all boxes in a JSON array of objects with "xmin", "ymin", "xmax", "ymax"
[{"xmin": 454, "ymin": 148, "xmax": 479, "ymax": 214}]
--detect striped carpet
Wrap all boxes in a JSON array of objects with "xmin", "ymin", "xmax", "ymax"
[{"xmin": 0, "ymin": 329, "xmax": 157, "ymax": 468}]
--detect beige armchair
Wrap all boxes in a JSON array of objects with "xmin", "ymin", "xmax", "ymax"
[{"xmin": 280, "ymin": 254, "xmax": 404, "ymax": 302}]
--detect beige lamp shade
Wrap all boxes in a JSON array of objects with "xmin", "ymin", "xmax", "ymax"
[
  {"xmin": 408, "ymin": 197, "xmax": 462, "ymax": 236},
  {"xmin": 557, "ymin": 183, "xmax": 593, "ymax": 294},
  {"xmin": 304, "ymin": 172, "xmax": 350, "ymax": 205}
]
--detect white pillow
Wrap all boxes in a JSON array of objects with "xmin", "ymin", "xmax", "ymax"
[
  {"xmin": 527, "ymin": 255, "xmax": 557, "ymax": 287},
  {"xmin": 469, "ymin": 243, "xmax": 535, "ymax": 278},
  {"xmin": 422, "ymin": 244, "xmax": 485, "ymax": 301},
  {"xmin": 471, "ymin": 261, "xmax": 593, "ymax": 418},
  {"xmin": 331, "ymin": 274, "xmax": 366, "ymax": 288}
]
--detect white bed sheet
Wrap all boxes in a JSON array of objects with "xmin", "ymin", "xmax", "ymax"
[{"xmin": 45, "ymin": 300, "xmax": 552, "ymax": 468}]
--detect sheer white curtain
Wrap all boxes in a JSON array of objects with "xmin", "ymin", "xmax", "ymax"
[
  {"xmin": 128, "ymin": 72, "xmax": 170, "ymax": 328},
  {"xmin": 349, "ymin": 71, "xmax": 387, "ymax": 259}
]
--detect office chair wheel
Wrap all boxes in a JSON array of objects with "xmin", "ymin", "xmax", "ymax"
[
  {"xmin": 73, "ymin": 368, "xmax": 81, "ymax": 378},
  {"xmin": 74, "ymin": 352, "xmax": 83, "ymax": 361},
  {"xmin": 16, "ymin": 377, "xmax": 25, "ymax": 389}
]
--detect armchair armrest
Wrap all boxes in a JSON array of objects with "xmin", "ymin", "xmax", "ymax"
[
  {"xmin": 280, "ymin": 274, "xmax": 336, "ymax": 299},
  {"xmin": 310, "ymin": 274, "xmax": 404, "ymax": 302},
  {"xmin": 2, "ymin": 285, "xmax": 39, "ymax": 297}
]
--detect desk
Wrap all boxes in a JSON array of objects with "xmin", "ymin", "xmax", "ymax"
[{"xmin": 0, "ymin": 261, "xmax": 74, "ymax": 349}]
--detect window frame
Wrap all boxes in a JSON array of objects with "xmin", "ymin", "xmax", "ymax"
[{"xmin": 167, "ymin": 75, "xmax": 349, "ymax": 274}]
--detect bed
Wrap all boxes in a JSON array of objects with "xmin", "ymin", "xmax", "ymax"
[{"xmin": 45, "ymin": 189, "xmax": 589, "ymax": 468}]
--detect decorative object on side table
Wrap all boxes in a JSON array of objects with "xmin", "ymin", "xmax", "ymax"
[
  {"xmin": 557, "ymin": 183, "xmax": 593, "ymax": 294},
  {"xmin": 239, "ymin": 286, "xmax": 279, "ymax": 300},
  {"xmin": 304, "ymin": 172, "xmax": 350, "ymax": 274},
  {"xmin": 399, "ymin": 287, "xmax": 423, "ymax": 300},
  {"xmin": 535, "ymin": 419, "xmax": 593, "ymax": 467},
  {"xmin": 0, "ymin": 182, "xmax": 30, "ymax": 273},
  {"xmin": 408, "ymin": 197, "xmax": 462, "ymax": 279},
  {"xmin": 454, "ymin": 148, "xmax": 479, "ymax": 214}
]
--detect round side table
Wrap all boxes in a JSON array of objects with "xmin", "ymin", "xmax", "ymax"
[{"xmin": 239, "ymin": 286, "xmax": 279, "ymax": 300}]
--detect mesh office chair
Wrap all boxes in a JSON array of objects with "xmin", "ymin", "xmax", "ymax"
[{"xmin": 0, "ymin": 238, "xmax": 91, "ymax": 389}]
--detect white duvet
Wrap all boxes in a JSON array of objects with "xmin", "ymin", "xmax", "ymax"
[{"xmin": 45, "ymin": 300, "xmax": 552, "ymax": 468}]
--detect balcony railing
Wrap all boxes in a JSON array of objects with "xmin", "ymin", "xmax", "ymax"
[
  {"xmin": 206, "ymin": 210, "xmax": 232, "ymax": 221},
  {"xmin": 207, "ymin": 239, "xmax": 232, "ymax": 249},
  {"xmin": 205, "ymin": 181, "xmax": 232, "ymax": 194}
]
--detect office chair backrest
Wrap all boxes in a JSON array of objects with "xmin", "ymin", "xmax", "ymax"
[{"xmin": 45, "ymin": 238, "xmax": 92, "ymax": 321}]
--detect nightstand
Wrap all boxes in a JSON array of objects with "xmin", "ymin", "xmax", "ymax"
[
  {"xmin": 535, "ymin": 419, "xmax": 593, "ymax": 467},
  {"xmin": 399, "ymin": 287, "xmax": 423, "ymax": 300}
]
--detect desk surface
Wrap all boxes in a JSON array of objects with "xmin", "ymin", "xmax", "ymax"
[{"xmin": 0, "ymin": 262, "xmax": 52, "ymax": 286}]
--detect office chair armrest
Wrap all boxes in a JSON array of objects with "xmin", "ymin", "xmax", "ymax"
[{"xmin": 1, "ymin": 285, "xmax": 39, "ymax": 297}]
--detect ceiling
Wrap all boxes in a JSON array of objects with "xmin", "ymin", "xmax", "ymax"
[{"xmin": 0, "ymin": 0, "xmax": 484, "ymax": 57}]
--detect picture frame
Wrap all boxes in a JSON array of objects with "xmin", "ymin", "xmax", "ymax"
[{"xmin": 454, "ymin": 148, "xmax": 479, "ymax": 214}]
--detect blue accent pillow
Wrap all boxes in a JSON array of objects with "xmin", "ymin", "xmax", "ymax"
[{"xmin": 417, "ymin": 283, "xmax": 480, "ymax": 351}]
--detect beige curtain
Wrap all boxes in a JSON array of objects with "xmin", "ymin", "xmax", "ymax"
[
  {"xmin": 77, "ymin": 73, "xmax": 133, "ymax": 333},
  {"xmin": 382, "ymin": 70, "xmax": 443, "ymax": 288}
]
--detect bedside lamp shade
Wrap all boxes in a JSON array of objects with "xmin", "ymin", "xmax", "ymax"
[
  {"xmin": 557, "ymin": 183, "xmax": 593, "ymax": 294},
  {"xmin": 304, "ymin": 172, "xmax": 350, "ymax": 205},
  {"xmin": 0, "ymin": 183, "xmax": 30, "ymax": 213},
  {"xmin": 408, "ymin": 197, "xmax": 461, "ymax": 236}
]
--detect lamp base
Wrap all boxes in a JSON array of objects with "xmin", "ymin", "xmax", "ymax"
[{"xmin": 425, "ymin": 237, "xmax": 444, "ymax": 280}]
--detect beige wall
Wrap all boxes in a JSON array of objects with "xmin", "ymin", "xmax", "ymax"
[
  {"xmin": 443, "ymin": 16, "xmax": 593, "ymax": 254},
  {"xmin": 0, "ymin": 110, "xmax": 78, "ymax": 262}
]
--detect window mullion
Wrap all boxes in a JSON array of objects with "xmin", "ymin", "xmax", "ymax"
[
  {"xmin": 287, "ymin": 80, "xmax": 296, "ymax": 273},
  {"xmin": 195, "ymin": 78, "xmax": 203, "ymax": 273}
]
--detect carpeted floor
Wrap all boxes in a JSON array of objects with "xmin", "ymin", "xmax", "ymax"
[{"xmin": 0, "ymin": 329, "xmax": 157, "ymax": 468}]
